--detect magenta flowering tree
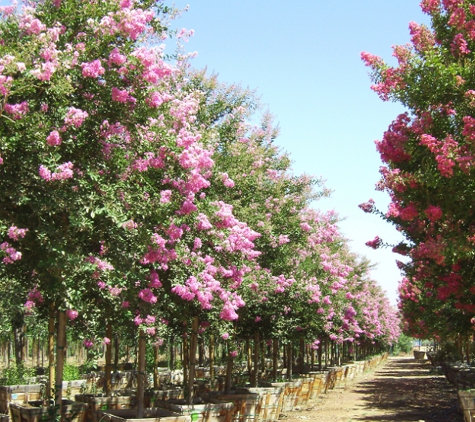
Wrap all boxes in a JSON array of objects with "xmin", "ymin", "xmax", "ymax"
[
  {"xmin": 361, "ymin": 0, "xmax": 475, "ymax": 347},
  {"xmin": 0, "ymin": 0, "xmax": 267, "ymax": 406}
]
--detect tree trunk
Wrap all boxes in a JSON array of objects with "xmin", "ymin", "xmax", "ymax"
[
  {"xmin": 153, "ymin": 346, "xmax": 159, "ymax": 389},
  {"xmin": 287, "ymin": 343, "xmax": 293, "ymax": 380},
  {"xmin": 105, "ymin": 323, "xmax": 113, "ymax": 396},
  {"xmin": 465, "ymin": 335, "xmax": 471, "ymax": 365},
  {"xmin": 13, "ymin": 326, "xmax": 23, "ymax": 365},
  {"xmin": 55, "ymin": 311, "xmax": 66, "ymax": 405},
  {"xmin": 299, "ymin": 338, "xmax": 304, "ymax": 374},
  {"xmin": 224, "ymin": 352, "xmax": 233, "ymax": 395},
  {"xmin": 246, "ymin": 339, "xmax": 252, "ymax": 375},
  {"xmin": 136, "ymin": 329, "xmax": 146, "ymax": 418},
  {"xmin": 251, "ymin": 333, "xmax": 259, "ymax": 387},
  {"xmin": 260, "ymin": 340, "xmax": 265, "ymax": 378},
  {"xmin": 22, "ymin": 325, "xmax": 27, "ymax": 364},
  {"xmin": 114, "ymin": 334, "xmax": 119, "ymax": 372},
  {"xmin": 272, "ymin": 339, "xmax": 278, "ymax": 381},
  {"xmin": 37, "ymin": 337, "xmax": 41, "ymax": 368},
  {"xmin": 168, "ymin": 337, "xmax": 174, "ymax": 370},
  {"xmin": 187, "ymin": 317, "xmax": 199, "ymax": 405},
  {"xmin": 209, "ymin": 335, "xmax": 215, "ymax": 387},
  {"xmin": 47, "ymin": 308, "xmax": 55, "ymax": 400},
  {"xmin": 318, "ymin": 339, "xmax": 323, "ymax": 371},
  {"xmin": 183, "ymin": 335, "xmax": 189, "ymax": 399}
]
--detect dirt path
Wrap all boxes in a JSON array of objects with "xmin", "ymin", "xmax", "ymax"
[{"xmin": 279, "ymin": 356, "xmax": 462, "ymax": 422}]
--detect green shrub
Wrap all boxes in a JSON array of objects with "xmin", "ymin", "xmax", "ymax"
[
  {"xmin": 0, "ymin": 364, "xmax": 35, "ymax": 385},
  {"xmin": 62, "ymin": 364, "xmax": 81, "ymax": 381},
  {"xmin": 393, "ymin": 334, "xmax": 413, "ymax": 355}
]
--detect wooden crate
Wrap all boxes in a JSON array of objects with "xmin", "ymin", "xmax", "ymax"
[
  {"xmin": 75, "ymin": 394, "xmax": 136, "ymax": 422},
  {"xmin": 248, "ymin": 387, "xmax": 283, "ymax": 422},
  {"xmin": 10, "ymin": 400, "xmax": 86, "ymax": 422},
  {"xmin": 96, "ymin": 408, "xmax": 191, "ymax": 422},
  {"xmin": 0, "ymin": 386, "xmax": 43, "ymax": 415},
  {"xmin": 211, "ymin": 391, "xmax": 259, "ymax": 422},
  {"xmin": 145, "ymin": 390, "xmax": 184, "ymax": 408},
  {"xmin": 266, "ymin": 381, "xmax": 301, "ymax": 412},
  {"xmin": 153, "ymin": 398, "xmax": 233, "ymax": 422}
]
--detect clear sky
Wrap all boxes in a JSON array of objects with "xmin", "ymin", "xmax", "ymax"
[
  {"xmin": 0, "ymin": 0, "xmax": 431, "ymax": 304},
  {"xmin": 167, "ymin": 0, "xmax": 432, "ymax": 304}
]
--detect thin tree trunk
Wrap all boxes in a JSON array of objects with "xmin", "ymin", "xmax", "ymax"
[
  {"xmin": 47, "ymin": 308, "xmax": 55, "ymax": 400},
  {"xmin": 251, "ymin": 333, "xmax": 259, "ymax": 387},
  {"xmin": 136, "ymin": 329, "xmax": 146, "ymax": 418},
  {"xmin": 114, "ymin": 334, "xmax": 119, "ymax": 372},
  {"xmin": 187, "ymin": 317, "xmax": 199, "ymax": 405},
  {"xmin": 105, "ymin": 323, "xmax": 113, "ymax": 396},
  {"xmin": 168, "ymin": 337, "xmax": 174, "ymax": 370},
  {"xmin": 22, "ymin": 325, "xmax": 27, "ymax": 364},
  {"xmin": 287, "ymin": 343, "xmax": 293, "ymax": 380},
  {"xmin": 272, "ymin": 339, "xmax": 278, "ymax": 381},
  {"xmin": 209, "ymin": 335, "xmax": 215, "ymax": 386},
  {"xmin": 55, "ymin": 310, "xmax": 67, "ymax": 406},
  {"xmin": 246, "ymin": 339, "xmax": 252, "ymax": 375},
  {"xmin": 183, "ymin": 335, "xmax": 189, "ymax": 399},
  {"xmin": 153, "ymin": 346, "xmax": 159, "ymax": 389},
  {"xmin": 13, "ymin": 327, "xmax": 22, "ymax": 365},
  {"xmin": 465, "ymin": 335, "xmax": 471, "ymax": 365},
  {"xmin": 318, "ymin": 339, "xmax": 323, "ymax": 371},
  {"xmin": 299, "ymin": 338, "xmax": 304, "ymax": 374},
  {"xmin": 224, "ymin": 352, "xmax": 233, "ymax": 395},
  {"xmin": 37, "ymin": 337, "xmax": 41, "ymax": 368}
]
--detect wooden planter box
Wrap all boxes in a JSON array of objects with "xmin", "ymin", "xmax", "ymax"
[
  {"xmin": 345, "ymin": 365, "xmax": 356, "ymax": 381},
  {"xmin": 10, "ymin": 399, "xmax": 86, "ymax": 422},
  {"xmin": 153, "ymin": 399, "xmax": 233, "ymax": 422},
  {"xmin": 0, "ymin": 385, "xmax": 43, "ymax": 415},
  {"xmin": 247, "ymin": 387, "xmax": 283, "ymax": 422},
  {"xmin": 458, "ymin": 390, "xmax": 475, "ymax": 422},
  {"xmin": 413, "ymin": 351, "xmax": 426, "ymax": 360},
  {"xmin": 307, "ymin": 373, "xmax": 326, "ymax": 399},
  {"xmin": 209, "ymin": 390, "xmax": 259, "ymax": 422},
  {"xmin": 325, "ymin": 367, "xmax": 344, "ymax": 388},
  {"xmin": 294, "ymin": 378, "xmax": 313, "ymax": 405},
  {"xmin": 62, "ymin": 381, "xmax": 87, "ymax": 400},
  {"xmin": 96, "ymin": 408, "xmax": 191, "ymax": 422},
  {"xmin": 265, "ymin": 380, "xmax": 301, "ymax": 412},
  {"xmin": 145, "ymin": 390, "xmax": 184, "ymax": 408},
  {"xmin": 323, "ymin": 369, "xmax": 337, "ymax": 393},
  {"xmin": 75, "ymin": 394, "xmax": 136, "ymax": 422}
]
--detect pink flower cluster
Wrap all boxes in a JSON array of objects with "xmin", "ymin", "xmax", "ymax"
[
  {"xmin": 7, "ymin": 226, "xmax": 28, "ymax": 241},
  {"xmin": 46, "ymin": 130, "xmax": 61, "ymax": 146},
  {"xmin": 1, "ymin": 242, "xmax": 22, "ymax": 264},
  {"xmin": 39, "ymin": 162, "xmax": 74, "ymax": 181},
  {"xmin": 4, "ymin": 101, "xmax": 29, "ymax": 120},
  {"xmin": 64, "ymin": 107, "xmax": 89, "ymax": 128},
  {"xmin": 81, "ymin": 60, "xmax": 105, "ymax": 78}
]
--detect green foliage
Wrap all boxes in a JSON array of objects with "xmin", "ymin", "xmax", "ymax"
[
  {"xmin": 62, "ymin": 364, "xmax": 81, "ymax": 381},
  {"xmin": 393, "ymin": 334, "xmax": 413, "ymax": 355},
  {"xmin": 0, "ymin": 363, "xmax": 35, "ymax": 385}
]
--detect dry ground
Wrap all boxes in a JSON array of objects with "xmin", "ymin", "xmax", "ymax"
[{"xmin": 279, "ymin": 356, "xmax": 462, "ymax": 422}]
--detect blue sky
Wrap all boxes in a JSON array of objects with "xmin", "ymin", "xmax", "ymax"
[
  {"xmin": 167, "ymin": 1, "xmax": 432, "ymax": 304},
  {"xmin": 0, "ymin": 0, "xmax": 431, "ymax": 304}
]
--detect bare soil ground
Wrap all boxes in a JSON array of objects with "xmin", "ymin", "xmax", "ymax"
[{"xmin": 279, "ymin": 356, "xmax": 463, "ymax": 422}]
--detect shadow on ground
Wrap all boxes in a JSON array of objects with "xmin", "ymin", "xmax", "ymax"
[{"xmin": 351, "ymin": 358, "xmax": 462, "ymax": 422}]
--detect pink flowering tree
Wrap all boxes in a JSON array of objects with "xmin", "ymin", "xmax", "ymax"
[
  {"xmin": 0, "ymin": 0, "xmax": 266, "ymax": 405},
  {"xmin": 361, "ymin": 0, "xmax": 475, "ymax": 351}
]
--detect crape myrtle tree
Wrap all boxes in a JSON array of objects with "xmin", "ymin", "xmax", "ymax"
[
  {"xmin": 185, "ymin": 71, "xmax": 401, "ymax": 378},
  {"xmin": 360, "ymin": 0, "xmax": 475, "ymax": 354},
  {"xmin": 0, "ymin": 0, "xmax": 262, "ymax": 407}
]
